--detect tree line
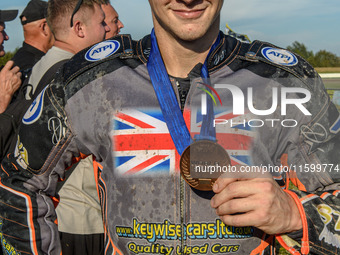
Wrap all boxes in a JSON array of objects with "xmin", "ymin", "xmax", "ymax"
[{"xmin": 286, "ymin": 41, "xmax": 340, "ymax": 67}]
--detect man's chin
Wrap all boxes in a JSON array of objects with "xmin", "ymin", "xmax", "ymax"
[{"xmin": 175, "ymin": 30, "xmax": 208, "ymax": 43}]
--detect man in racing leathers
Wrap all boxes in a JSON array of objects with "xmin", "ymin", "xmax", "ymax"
[
  {"xmin": 27, "ymin": 1, "xmax": 111, "ymax": 254},
  {"xmin": 0, "ymin": 0, "xmax": 339, "ymax": 254}
]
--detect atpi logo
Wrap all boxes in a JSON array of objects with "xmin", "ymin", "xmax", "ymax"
[
  {"xmin": 261, "ymin": 47, "xmax": 298, "ymax": 66},
  {"xmin": 85, "ymin": 40, "xmax": 120, "ymax": 62}
]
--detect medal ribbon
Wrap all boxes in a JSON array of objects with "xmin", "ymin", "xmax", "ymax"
[{"xmin": 147, "ymin": 29, "xmax": 221, "ymax": 155}]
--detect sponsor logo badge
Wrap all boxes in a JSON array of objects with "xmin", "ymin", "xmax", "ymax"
[
  {"xmin": 23, "ymin": 86, "xmax": 48, "ymax": 125},
  {"xmin": 85, "ymin": 40, "xmax": 120, "ymax": 62},
  {"xmin": 261, "ymin": 47, "xmax": 298, "ymax": 66}
]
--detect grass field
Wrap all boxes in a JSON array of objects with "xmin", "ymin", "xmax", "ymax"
[{"xmin": 315, "ymin": 67, "xmax": 340, "ymax": 73}]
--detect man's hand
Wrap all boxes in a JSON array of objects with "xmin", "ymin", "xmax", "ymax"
[
  {"xmin": 0, "ymin": 60, "xmax": 22, "ymax": 113},
  {"xmin": 210, "ymin": 170, "xmax": 302, "ymax": 235}
]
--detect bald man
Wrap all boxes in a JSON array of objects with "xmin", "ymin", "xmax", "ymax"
[{"xmin": 11, "ymin": 0, "xmax": 54, "ymax": 73}]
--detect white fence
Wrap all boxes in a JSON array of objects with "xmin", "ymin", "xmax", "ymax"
[{"xmin": 319, "ymin": 73, "xmax": 340, "ymax": 79}]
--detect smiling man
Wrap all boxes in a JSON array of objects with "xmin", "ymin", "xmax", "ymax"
[{"xmin": 0, "ymin": 1, "xmax": 339, "ymax": 255}]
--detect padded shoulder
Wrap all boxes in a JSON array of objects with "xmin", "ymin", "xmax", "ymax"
[
  {"xmin": 236, "ymin": 39, "xmax": 318, "ymax": 79},
  {"xmin": 60, "ymin": 34, "xmax": 137, "ymax": 85}
]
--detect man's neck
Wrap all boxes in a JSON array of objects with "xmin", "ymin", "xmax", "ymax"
[
  {"xmin": 53, "ymin": 40, "xmax": 77, "ymax": 54},
  {"xmin": 154, "ymin": 27, "xmax": 219, "ymax": 78},
  {"xmin": 24, "ymin": 38, "xmax": 47, "ymax": 53}
]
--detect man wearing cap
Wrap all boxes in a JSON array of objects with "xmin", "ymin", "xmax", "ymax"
[
  {"xmin": 22, "ymin": 0, "xmax": 110, "ymax": 254},
  {"xmin": 11, "ymin": 0, "xmax": 54, "ymax": 74},
  {"xmin": 0, "ymin": 9, "xmax": 22, "ymax": 114}
]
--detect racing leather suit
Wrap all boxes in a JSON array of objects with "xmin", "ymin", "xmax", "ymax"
[{"xmin": 0, "ymin": 32, "xmax": 339, "ymax": 255}]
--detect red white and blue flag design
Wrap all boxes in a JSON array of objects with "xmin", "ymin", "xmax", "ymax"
[
  {"xmin": 112, "ymin": 109, "xmax": 177, "ymax": 176},
  {"xmin": 112, "ymin": 108, "xmax": 255, "ymax": 176}
]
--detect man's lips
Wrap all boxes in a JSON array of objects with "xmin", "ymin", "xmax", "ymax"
[{"xmin": 172, "ymin": 8, "xmax": 206, "ymax": 19}]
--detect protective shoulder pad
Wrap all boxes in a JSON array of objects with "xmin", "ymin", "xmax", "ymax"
[
  {"xmin": 61, "ymin": 34, "xmax": 136, "ymax": 84},
  {"xmin": 238, "ymin": 40, "xmax": 318, "ymax": 79}
]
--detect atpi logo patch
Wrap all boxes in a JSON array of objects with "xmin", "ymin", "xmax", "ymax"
[
  {"xmin": 85, "ymin": 40, "xmax": 120, "ymax": 62},
  {"xmin": 261, "ymin": 47, "xmax": 298, "ymax": 66},
  {"xmin": 23, "ymin": 86, "xmax": 48, "ymax": 125}
]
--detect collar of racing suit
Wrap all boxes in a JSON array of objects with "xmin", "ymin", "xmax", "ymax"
[{"xmin": 137, "ymin": 31, "xmax": 241, "ymax": 75}]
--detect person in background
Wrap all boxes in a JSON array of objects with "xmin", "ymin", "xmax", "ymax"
[
  {"xmin": 0, "ymin": 9, "xmax": 21, "ymax": 113},
  {"xmin": 101, "ymin": 0, "xmax": 124, "ymax": 39},
  {"xmin": 11, "ymin": 0, "xmax": 54, "ymax": 75},
  {"xmin": 38, "ymin": 0, "xmax": 110, "ymax": 254},
  {"xmin": 54, "ymin": 1, "xmax": 124, "ymax": 255},
  {"xmin": 0, "ymin": 1, "xmax": 53, "ymax": 161},
  {"xmin": 0, "ymin": 9, "xmax": 21, "ymax": 255},
  {"xmin": 0, "ymin": 61, "xmax": 21, "ymax": 113},
  {"xmin": 0, "ymin": 9, "xmax": 18, "ymax": 57}
]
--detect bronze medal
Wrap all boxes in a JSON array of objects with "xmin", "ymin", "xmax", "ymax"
[{"xmin": 180, "ymin": 140, "xmax": 231, "ymax": 191}]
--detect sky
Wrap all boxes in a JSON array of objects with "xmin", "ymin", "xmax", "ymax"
[{"xmin": 1, "ymin": 0, "xmax": 340, "ymax": 56}]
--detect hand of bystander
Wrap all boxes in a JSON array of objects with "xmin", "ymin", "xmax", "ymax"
[{"xmin": 0, "ymin": 60, "xmax": 21, "ymax": 113}]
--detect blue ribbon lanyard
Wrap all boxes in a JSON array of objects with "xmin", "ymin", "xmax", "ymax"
[{"xmin": 147, "ymin": 29, "xmax": 221, "ymax": 155}]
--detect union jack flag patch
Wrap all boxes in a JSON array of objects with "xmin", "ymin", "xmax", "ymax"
[{"xmin": 112, "ymin": 108, "xmax": 255, "ymax": 177}]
